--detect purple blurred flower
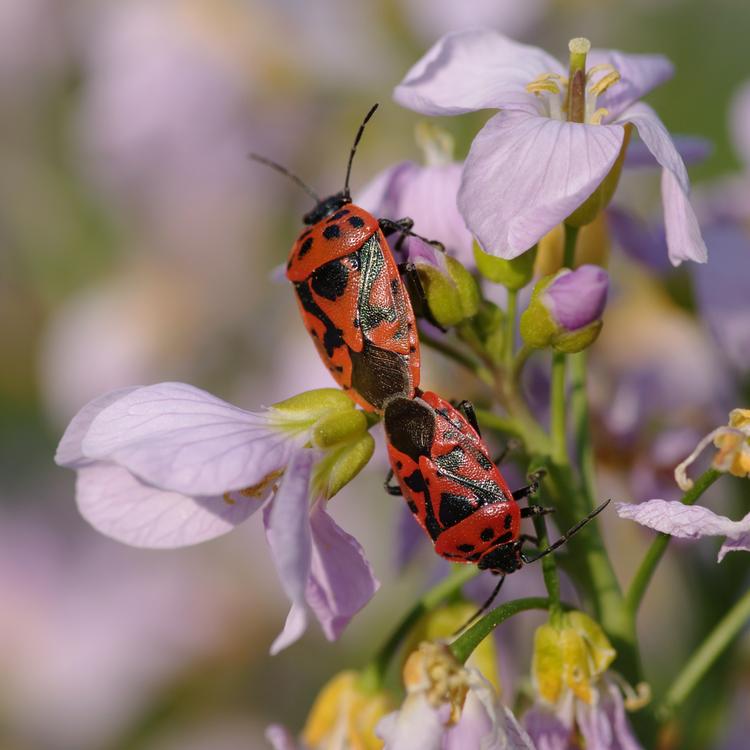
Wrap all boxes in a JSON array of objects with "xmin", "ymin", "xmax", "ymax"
[
  {"xmin": 394, "ymin": 30, "xmax": 707, "ymax": 266},
  {"xmin": 55, "ymin": 382, "xmax": 378, "ymax": 653},
  {"xmin": 730, "ymin": 81, "xmax": 750, "ymax": 170},
  {"xmin": 616, "ymin": 500, "xmax": 750, "ymax": 562},
  {"xmin": 545, "ymin": 265, "xmax": 609, "ymax": 331}
]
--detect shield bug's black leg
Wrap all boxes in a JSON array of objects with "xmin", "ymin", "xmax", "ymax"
[
  {"xmin": 384, "ymin": 469, "xmax": 402, "ymax": 496},
  {"xmin": 399, "ymin": 262, "xmax": 447, "ymax": 332},
  {"xmin": 455, "ymin": 399, "xmax": 481, "ymax": 437},
  {"xmin": 520, "ymin": 503, "xmax": 554, "ymax": 518},
  {"xmin": 379, "ymin": 217, "xmax": 445, "ymax": 253},
  {"xmin": 451, "ymin": 574, "xmax": 507, "ymax": 636},
  {"xmin": 493, "ymin": 437, "xmax": 523, "ymax": 466}
]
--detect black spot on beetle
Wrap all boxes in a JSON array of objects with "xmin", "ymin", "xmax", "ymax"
[
  {"xmin": 504, "ymin": 514, "xmax": 513, "ymax": 529},
  {"xmin": 481, "ymin": 527, "xmax": 495, "ymax": 542},
  {"xmin": 323, "ymin": 224, "xmax": 340, "ymax": 240},
  {"xmin": 348, "ymin": 215, "xmax": 365, "ymax": 228},
  {"xmin": 458, "ymin": 543, "xmax": 475, "ymax": 553},
  {"xmin": 476, "ymin": 453, "xmax": 493, "ymax": 471},
  {"xmin": 469, "ymin": 552, "xmax": 482, "ymax": 562},
  {"xmin": 494, "ymin": 531, "xmax": 513, "ymax": 545},
  {"xmin": 327, "ymin": 209, "xmax": 350, "ymax": 222},
  {"xmin": 298, "ymin": 236, "xmax": 314, "ymax": 257},
  {"xmin": 407, "ymin": 501, "xmax": 418, "ymax": 514},
  {"xmin": 395, "ymin": 461, "xmax": 403, "ymax": 470}
]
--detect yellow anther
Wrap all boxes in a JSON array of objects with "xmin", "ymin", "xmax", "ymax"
[
  {"xmin": 224, "ymin": 469, "xmax": 284, "ymax": 504},
  {"xmin": 589, "ymin": 108, "xmax": 609, "ymax": 125},
  {"xmin": 587, "ymin": 66, "xmax": 621, "ymax": 97},
  {"xmin": 526, "ymin": 73, "xmax": 565, "ymax": 96}
]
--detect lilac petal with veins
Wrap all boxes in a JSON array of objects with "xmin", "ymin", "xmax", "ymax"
[
  {"xmin": 74, "ymin": 382, "xmax": 302, "ymax": 496},
  {"xmin": 458, "ymin": 111, "xmax": 624, "ymax": 259}
]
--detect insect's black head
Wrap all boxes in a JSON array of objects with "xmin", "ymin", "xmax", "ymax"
[
  {"xmin": 303, "ymin": 192, "xmax": 352, "ymax": 225},
  {"xmin": 478, "ymin": 540, "xmax": 523, "ymax": 574},
  {"xmin": 383, "ymin": 396, "xmax": 435, "ymax": 460}
]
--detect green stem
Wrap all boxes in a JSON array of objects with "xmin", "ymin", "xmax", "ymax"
[
  {"xmin": 418, "ymin": 328, "xmax": 493, "ymax": 386},
  {"xmin": 451, "ymin": 597, "xmax": 562, "ymax": 664},
  {"xmin": 504, "ymin": 288, "xmax": 517, "ymax": 372},
  {"xmin": 625, "ymin": 469, "xmax": 722, "ymax": 615},
  {"xmin": 563, "ymin": 223, "xmax": 580, "ymax": 268},
  {"xmin": 473, "ymin": 407, "xmax": 523, "ymax": 438},
  {"xmin": 570, "ymin": 351, "xmax": 596, "ymax": 511},
  {"xmin": 532, "ymin": 513, "xmax": 562, "ymax": 619},
  {"xmin": 512, "ymin": 343, "xmax": 534, "ymax": 386},
  {"xmin": 365, "ymin": 565, "xmax": 479, "ymax": 687},
  {"xmin": 550, "ymin": 351, "xmax": 568, "ymax": 466},
  {"xmin": 659, "ymin": 586, "xmax": 750, "ymax": 717}
]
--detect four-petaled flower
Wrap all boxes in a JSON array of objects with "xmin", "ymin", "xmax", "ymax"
[
  {"xmin": 394, "ymin": 30, "xmax": 708, "ymax": 266},
  {"xmin": 55, "ymin": 382, "xmax": 379, "ymax": 654}
]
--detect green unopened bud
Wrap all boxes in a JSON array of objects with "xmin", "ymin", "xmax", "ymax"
[
  {"xmin": 565, "ymin": 123, "xmax": 633, "ymax": 227},
  {"xmin": 312, "ymin": 409, "xmax": 368, "ymax": 448},
  {"xmin": 312, "ymin": 433, "xmax": 375, "ymax": 499},
  {"xmin": 473, "ymin": 242, "xmax": 536, "ymax": 291},
  {"xmin": 271, "ymin": 388, "xmax": 356, "ymax": 429},
  {"xmin": 417, "ymin": 255, "xmax": 480, "ymax": 328}
]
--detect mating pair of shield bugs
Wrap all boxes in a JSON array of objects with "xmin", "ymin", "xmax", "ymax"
[{"xmin": 252, "ymin": 105, "xmax": 608, "ymax": 590}]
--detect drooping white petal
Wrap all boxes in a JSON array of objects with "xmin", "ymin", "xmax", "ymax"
[
  {"xmin": 76, "ymin": 463, "xmax": 261, "ymax": 548},
  {"xmin": 394, "ymin": 29, "xmax": 561, "ymax": 116},
  {"xmin": 616, "ymin": 501, "xmax": 750, "ymax": 561},
  {"xmin": 55, "ymin": 387, "xmax": 139, "ymax": 467},
  {"xmin": 719, "ymin": 532, "xmax": 750, "ymax": 562},
  {"xmin": 458, "ymin": 111, "xmax": 624, "ymax": 258},
  {"xmin": 588, "ymin": 49, "xmax": 674, "ymax": 121},
  {"xmin": 81, "ymin": 382, "xmax": 302, "ymax": 495},
  {"xmin": 305, "ymin": 502, "xmax": 379, "ymax": 641},
  {"xmin": 618, "ymin": 103, "xmax": 707, "ymax": 265},
  {"xmin": 264, "ymin": 450, "xmax": 316, "ymax": 654}
]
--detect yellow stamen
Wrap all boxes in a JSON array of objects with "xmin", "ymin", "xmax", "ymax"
[
  {"xmin": 223, "ymin": 469, "xmax": 284, "ymax": 504},
  {"xmin": 526, "ymin": 72, "xmax": 565, "ymax": 96},
  {"xmin": 588, "ymin": 66, "xmax": 621, "ymax": 97},
  {"xmin": 589, "ymin": 107, "xmax": 609, "ymax": 125}
]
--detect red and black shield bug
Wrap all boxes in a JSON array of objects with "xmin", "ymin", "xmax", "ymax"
[
  {"xmin": 251, "ymin": 105, "xmax": 439, "ymax": 413},
  {"xmin": 383, "ymin": 390, "xmax": 609, "ymax": 595}
]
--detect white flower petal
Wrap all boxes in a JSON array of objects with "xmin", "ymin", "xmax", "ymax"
[
  {"xmin": 55, "ymin": 387, "xmax": 139, "ymax": 467},
  {"xmin": 718, "ymin": 532, "xmax": 750, "ymax": 562},
  {"xmin": 588, "ymin": 49, "xmax": 674, "ymax": 121},
  {"xmin": 264, "ymin": 450, "xmax": 315, "ymax": 654},
  {"xmin": 377, "ymin": 694, "xmax": 447, "ymax": 750},
  {"xmin": 616, "ymin": 500, "xmax": 750, "ymax": 544},
  {"xmin": 76, "ymin": 463, "xmax": 261, "ymax": 548},
  {"xmin": 394, "ymin": 29, "xmax": 560, "ymax": 116},
  {"xmin": 619, "ymin": 103, "xmax": 707, "ymax": 265},
  {"xmin": 458, "ymin": 111, "xmax": 624, "ymax": 259},
  {"xmin": 81, "ymin": 382, "xmax": 300, "ymax": 495}
]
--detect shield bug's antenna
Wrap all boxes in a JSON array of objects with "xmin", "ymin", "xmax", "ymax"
[
  {"xmin": 248, "ymin": 153, "xmax": 321, "ymax": 204},
  {"xmin": 343, "ymin": 103, "xmax": 379, "ymax": 200},
  {"xmin": 521, "ymin": 499, "xmax": 611, "ymax": 565}
]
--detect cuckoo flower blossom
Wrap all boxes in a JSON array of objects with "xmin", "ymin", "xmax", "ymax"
[
  {"xmin": 55, "ymin": 383, "xmax": 378, "ymax": 654},
  {"xmin": 394, "ymin": 30, "xmax": 707, "ymax": 266}
]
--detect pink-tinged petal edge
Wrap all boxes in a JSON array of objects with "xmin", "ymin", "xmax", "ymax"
[
  {"xmin": 617, "ymin": 103, "xmax": 707, "ymax": 266},
  {"xmin": 394, "ymin": 29, "xmax": 561, "ymax": 117},
  {"xmin": 616, "ymin": 501, "xmax": 750, "ymax": 561},
  {"xmin": 588, "ymin": 48, "xmax": 674, "ymax": 122},
  {"xmin": 264, "ymin": 450, "xmax": 315, "ymax": 654},
  {"xmin": 55, "ymin": 386, "xmax": 139, "ymax": 467},
  {"xmin": 458, "ymin": 111, "xmax": 624, "ymax": 259},
  {"xmin": 76, "ymin": 463, "xmax": 262, "ymax": 548},
  {"xmin": 78, "ymin": 382, "xmax": 301, "ymax": 496}
]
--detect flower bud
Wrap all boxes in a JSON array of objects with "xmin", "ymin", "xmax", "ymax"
[
  {"xmin": 416, "ymin": 255, "xmax": 480, "ymax": 328},
  {"xmin": 532, "ymin": 611, "xmax": 616, "ymax": 706},
  {"xmin": 311, "ymin": 409, "xmax": 369, "ymax": 449},
  {"xmin": 520, "ymin": 265, "xmax": 609, "ymax": 353},
  {"xmin": 474, "ymin": 241, "xmax": 536, "ymax": 290},
  {"xmin": 302, "ymin": 670, "xmax": 394, "ymax": 750},
  {"xmin": 312, "ymin": 432, "xmax": 375, "ymax": 499},
  {"xmin": 271, "ymin": 388, "xmax": 358, "ymax": 430}
]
